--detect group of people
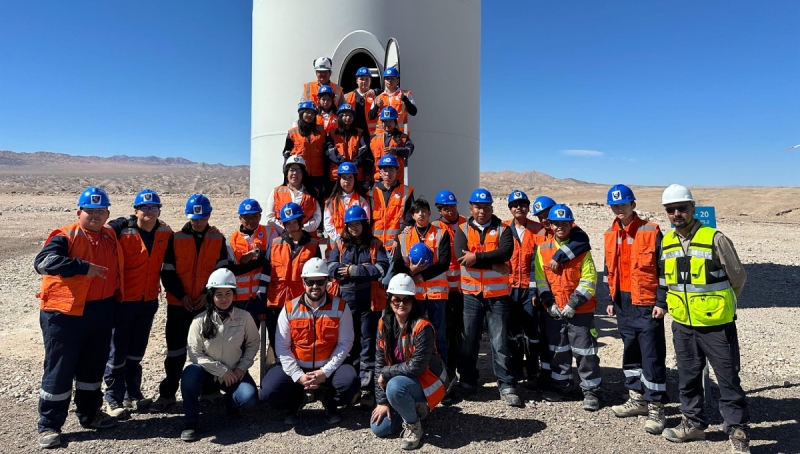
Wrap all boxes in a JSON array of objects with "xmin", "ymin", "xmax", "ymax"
[{"xmin": 32, "ymin": 54, "xmax": 752, "ymax": 454}]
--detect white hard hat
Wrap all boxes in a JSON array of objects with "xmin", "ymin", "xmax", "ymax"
[
  {"xmin": 284, "ymin": 155, "xmax": 306, "ymax": 172},
  {"xmin": 206, "ymin": 268, "xmax": 237, "ymax": 289},
  {"xmin": 662, "ymin": 184, "xmax": 695, "ymax": 205},
  {"xmin": 301, "ymin": 258, "xmax": 329, "ymax": 278},
  {"xmin": 313, "ymin": 57, "xmax": 332, "ymax": 71},
  {"xmin": 387, "ymin": 273, "xmax": 416, "ymax": 296}
]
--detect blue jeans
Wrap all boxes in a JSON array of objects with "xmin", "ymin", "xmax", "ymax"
[
  {"xmin": 416, "ymin": 298, "xmax": 448, "ymax": 366},
  {"xmin": 180, "ymin": 364, "xmax": 258, "ymax": 423},
  {"xmin": 104, "ymin": 299, "xmax": 158, "ymax": 404},
  {"xmin": 459, "ymin": 293, "xmax": 517, "ymax": 393},
  {"xmin": 370, "ymin": 376, "xmax": 427, "ymax": 437}
]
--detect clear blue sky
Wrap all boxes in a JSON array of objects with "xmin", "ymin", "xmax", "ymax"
[{"xmin": 1, "ymin": 1, "xmax": 799, "ymax": 186}]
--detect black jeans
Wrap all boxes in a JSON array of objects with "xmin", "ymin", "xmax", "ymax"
[
  {"xmin": 459, "ymin": 293, "xmax": 517, "ymax": 394},
  {"xmin": 158, "ymin": 304, "xmax": 204, "ymax": 399}
]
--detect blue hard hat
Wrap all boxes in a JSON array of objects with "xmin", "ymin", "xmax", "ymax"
[
  {"xmin": 337, "ymin": 103, "xmax": 355, "ymax": 115},
  {"xmin": 344, "ymin": 206, "xmax": 368, "ymax": 224},
  {"xmin": 379, "ymin": 106, "xmax": 399, "ymax": 122},
  {"xmin": 133, "ymin": 188, "xmax": 161, "ymax": 207},
  {"xmin": 607, "ymin": 184, "xmax": 636, "ymax": 205},
  {"xmin": 355, "ymin": 67, "xmax": 371, "ymax": 77},
  {"xmin": 547, "ymin": 204, "xmax": 574, "ymax": 222},
  {"xmin": 507, "ymin": 190, "xmax": 530, "ymax": 205},
  {"xmin": 77, "ymin": 186, "xmax": 111, "ymax": 209},
  {"xmin": 532, "ymin": 196, "xmax": 557, "ymax": 215},
  {"xmin": 185, "ymin": 194, "xmax": 212, "ymax": 220},
  {"xmin": 238, "ymin": 198, "xmax": 262, "ymax": 215},
  {"xmin": 469, "ymin": 188, "xmax": 493, "ymax": 204},
  {"xmin": 298, "ymin": 101, "xmax": 318, "ymax": 113},
  {"xmin": 378, "ymin": 154, "xmax": 399, "ymax": 168},
  {"xmin": 435, "ymin": 190, "xmax": 458, "ymax": 206},
  {"xmin": 280, "ymin": 202, "xmax": 304, "ymax": 223},
  {"xmin": 383, "ymin": 67, "xmax": 400, "ymax": 78},
  {"xmin": 337, "ymin": 161, "xmax": 358, "ymax": 176},
  {"xmin": 408, "ymin": 242, "xmax": 433, "ymax": 267},
  {"xmin": 317, "ymin": 85, "xmax": 334, "ymax": 97}
]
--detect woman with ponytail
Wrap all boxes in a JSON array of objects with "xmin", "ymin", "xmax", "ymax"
[{"xmin": 179, "ymin": 269, "xmax": 260, "ymax": 442}]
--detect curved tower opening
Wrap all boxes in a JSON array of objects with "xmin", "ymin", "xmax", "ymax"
[{"xmin": 339, "ymin": 49, "xmax": 381, "ymax": 93}]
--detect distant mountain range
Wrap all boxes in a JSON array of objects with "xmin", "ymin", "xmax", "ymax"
[{"xmin": 0, "ymin": 150, "xmax": 246, "ymax": 170}]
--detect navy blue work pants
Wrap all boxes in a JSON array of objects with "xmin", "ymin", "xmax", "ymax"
[{"xmin": 104, "ymin": 299, "xmax": 158, "ymax": 404}]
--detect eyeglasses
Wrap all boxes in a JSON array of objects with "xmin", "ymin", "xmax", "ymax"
[
  {"xmin": 303, "ymin": 278, "xmax": 327, "ymax": 287},
  {"xmin": 665, "ymin": 204, "xmax": 691, "ymax": 214},
  {"xmin": 287, "ymin": 167, "xmax": 303, "ymax": 174},
  {"xmin": 508, "ymin": 202, "xmax": 529, "ymax": 210},
  {"xmin": 136, "ymin": 206, "xmax": 161, "ymax": 212},
  {"xmin": 391, "ymin": 296, "xmax": 414, "ymax": 306}
]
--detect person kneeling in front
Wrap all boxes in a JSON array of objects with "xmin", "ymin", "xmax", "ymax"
[
  {"xmin": 260, "ymin": 258, "xmax": 359, "ymax": 425},
  {"xmin": 371, "ymin": 274, "xmax": 449, "ymax": 450},
  {"xmin": 180, "ymin": 269, "xmax": 260, "ymax": 442}
]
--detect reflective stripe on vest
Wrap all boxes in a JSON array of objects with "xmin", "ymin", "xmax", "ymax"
[
  {"xmin": 504, "ymin": 219, "xmax": 542, "ymax": 289},
  {"xmin": 286, "ymin": 295, "xmax": 346, "ymax": 370},
  {"xmin": 288, "ymin": 126, "xmax": 325, "ymax": 176},
  {"xmin": 230, "ymin": 225, "xmax": 271, "ymax": 301},
  {"xmin": 603, "ymin": 217, "xmax": 659, "ymax": 306},
  {"xmin": 538, "ymin": 238, "xmax": 597, "ymax": 314},
  {"xmin": 397, "ymin": 226, "xmax": 449, "ymax": 300},
  {"xmin": 459, "ymin": 222, "xmax": 510, "ymax": 297},
  {"xmin": 267, "ymin": 237, "xmax": 319, "ymax": 308},
  {"xmin": 165, "ymin": 231, "xmax": 224, "ymax": 306},
  {"xmin": 372, "ymin": 184, "xmax": 411, "ymax": 249},
  {"xmin": 273, "ymin": 186, "xmax": 317, "ymax": 226}
]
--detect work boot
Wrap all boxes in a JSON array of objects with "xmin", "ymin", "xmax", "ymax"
[
  {"xmin": 149, "ymin": 396, "xmax": 176, "ymax": 413},
  {"xmin": 663, "ymin": 417, "xmax": 706, "ymax": 443},
  {"xmin": 729, "ymin": 428, "xmax": 751, "ymax": 454},
  {"xmin": 123, "ymin": 396, "xmax": 152, "ymax": 411},
  {"xmin": 645, "ymin": 403, "xmax": 666, "ymax": 434},
  {"xmin": 284, "ymin": 405, "xmax": 303, "ymax": 425},
  {"xmin": 501, "ymin": 392, "xmax": 524, "ymax": 408},
  {"xmin": 80, "ymin": 409, "xmax": 119, "ymax": 430},
  {"xmin": 360, "ymin": 389, "xmax": 376, "ymax": 408},
  {"xmin": 542, "ymin": 389, "xmax": 567, "ymax": 402},
  {"xmin": 105, "ymin": 401, "xmax": 130, "ymax": 421},
  {"xmin": 611, "ymin": 390, "xmax": 647, "ymax": 418},
  {"xmin": 583, "ymin": 391, "xmax": 601, "ymax": 412},
  {"xmin": 324, "ymin": 406, "xmax": 341, "ymax": 425},
  {"xmin": 416, "ymin": 401, "xmax": 430, "ymax": 421},
  {"xmin": 180, "ymin": 422, "xmax": 198, "ymax": 442},
  {"xmin": 400, "ymin": 421, "xmax": 423, "ymax": 450},
  {"xmin": 38, "ymin": 431, "xmax": 60, "ymax": 450}
]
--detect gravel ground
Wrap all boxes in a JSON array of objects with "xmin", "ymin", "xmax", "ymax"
[{"xmin": 1, "ymin": 193, "xmax": 799, "ymax": 453}]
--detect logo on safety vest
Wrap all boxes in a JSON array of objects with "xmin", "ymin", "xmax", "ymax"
[
  {"xmin": 394, "ymin": 193, "xmax": 401, "ymax": 198},
  {"xmin": 91, "ymin": 195, "xmax": 101, "ymax": 205},
  {"xmin": 534, "ymin": 202, "xmax": 542, "ymax": 211},
  {"xmin": 143, "ymin": 193, "xmax": 152, "ymax": 201},
  {"xmin": 283, "ymin": 207, "xmax": 294, "ymax": 218},
  {"xmin": 612, "ymin": 190, "xmax": 621, "ymax": 201},
  {"xmin": 258, "ymin": 231, "xmax": 264, "ymax": 238},
  {"xmin": 245, "ymin": 204, "xmax": 251, "ymax": 210},
  {"xmin": 428, "ymin": 234, "xmax": 435, "ymax": 240},
  {"xmin": 193, "ymin": 205, "xmax": 203, "ymax": 215},
  {"xmin": 556, "ymin": 209, "xmax": 566, "ymax": 218},
  {"xmin": 489, "ymin": 229, "xmax": 497, "ymax": 236}
]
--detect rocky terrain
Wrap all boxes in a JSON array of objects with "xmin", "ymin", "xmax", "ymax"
[{"xmin": 0, "ymin": 150, "xmax": 798, "ymax": 453}]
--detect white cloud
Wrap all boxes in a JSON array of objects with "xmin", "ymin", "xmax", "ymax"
[{"xmin": 561, "ymin": 149, "xmax": 604, "ymax": 157}]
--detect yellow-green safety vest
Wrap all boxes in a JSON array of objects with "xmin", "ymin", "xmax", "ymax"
[{"xmin": 661, "ymin": 225, "xmax": 737, "ymax": 327}]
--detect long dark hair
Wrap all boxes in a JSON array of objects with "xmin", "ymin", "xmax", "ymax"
[
  {"xmin": 296, "ymin": 114, "xmax": 317, "ymax": 137},
  {"xmin": 281, "ymin": 164, "xmax": 320, "ymax": 200},
  {"xmin": 341, "ymin": 220, "xmax": 374, "ymax": 251},
  {"xmin": 329, "ymin": 174, "xmax": 369, "ymax": 212},
  {"xmin": 201, "ymin": 291, "xmax": 219, "ymax": 339},
  {"xmin": 381, "ymin": 298, "xmax": 424, "ymax": 365}
]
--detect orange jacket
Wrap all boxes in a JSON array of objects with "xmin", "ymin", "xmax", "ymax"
[
  {"xmin": 433, "ymin": 216, "xmax": 467, "ymax": 291},
  {"xmin": 504, "ymin": 219, "xmax": 543, "ymax": 289},
  {"xmin": 287, "ymin": 125, "xmax": 326, "ymax": 177},
  {"xmin": 302, "ymin": 81, "xmax": 344, "ymax": 106},
  {"xmin": 266, "ymin": 236, "xmax": 319, "ymax": 308},
  {"xmin": 37, "ymin": 222, "xmax": 124, "ymax": 315},
  {"xmin": 397, "ymin": 225, "xmax": 450, "ymax": 300},
  {"xmin": 273, "ymin": 186, "xmax": 318, "ymax": 225},
  {"xmin": 459, "ymin": 223, "xmax": 510, "ymax": 298},
  {"xmin": 538, "ymin": 240, "xmax": 597, "ymax": 314},
  {"xmin": 370, "ymin": 127, "xmax": 411, "ymax": 184},
  {"xmin": 372, "ymin": 184, "xmax": 413, "ymax": 251},
  {"xmin": 166, "ymin": 230, "xmax": 225, "ymax": 306},
  {"xmin": 316, "ymin": 112, "xmax": 338, "ymax": 135},
  {"xmin": 285, "ymin": 294, "xmax": 347, "ymax": 370},
  {"xmin": 325, "ymin": 193, "xmax": 370, "ymax": 235},
  {"xmin": 376, "ymin": 89, "xmax": 413, "ymax": 128},
  {"xmin": 603, "ymin": 215, "xmax": 660, "ymax": 305},
  {"xmin": 344, "ymin": 91, "xmax": 377, "ymax": 136},
  {"xmin": 229, "ymin": 225, "xmax": 271, "ymax": 302},
  {"xmin": 328, "ymin": 128, "xmax": 366, "ymax": 180},
  {"xmin": 119, "ymin": 221, "xmax": 172, "ymax": 301}
]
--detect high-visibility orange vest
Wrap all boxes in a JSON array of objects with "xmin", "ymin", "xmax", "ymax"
[
  {"xmin": 377, "ymin": 317, "xmax": 446, "ymax": 410},
  {"xmin": 287, "ymin": 125, "xmax": 326, "ymax": 177},
  {"xmin": 459, "ymin": 222, "xmax": 510, "ymax": 298},
  {"xmin": 376, "ymin": 89, "xmax": 412, "ymax": 128},
  {"xmin": 344, "ymin": 91, "xmax": 377, "ymax": 136},
  {"xmin": 538, "ymin": 240, "xmax": 597, "ymax": 314},
  {"xmin": 37, "ymin": 222, "xmax": 124, "ymax": 316},
  {"xmin": 119, "ymin": 220, "xmax": 172, "ymax": 301},
  {"xmin": 504, "ymin": 219, "xmax": 542, "ymax": 289},
  {"xmin": 372, "ymin": 184, "xmax": 412, "ymax": 251},
  {"xmin": 370, "ymin": 125, "xmax": 410, "ymax": 184},
  {"xmin": 433, "ymin": 216, "xmax": 467, "ymax": 291},
  {"xmin": 165, "ymin": 230, "xmax": 224, "ymax": 306},
  {"xmin": 229, "ymin": 225, "xmax": 271, "ymax": 302},
  {"xmin": 316, "ymin": 112, "xmax": 338, "ymax": 135},
  {"xmin": 273, "ymin": 186, "xmax": 318, "ymax": 225},
  {"xmin": 397, "ymin": 225, "xmax": 449, "ymax": 300},
  {"xmin": 603, "ymin": 215, "xmax": 660, "ymax": 306},
  {"xmin": 325, "ymin": 192, "xmax": 370, "ymax": 236},
  {"xmin": 285, "ymin": 294, "xmax": 347, "ymax": 370},
  {"xmin": 302, "ymin": 81, "xmax": 344, "ymax": 106},
  {"xmin": 328, "ymin": 128, "xmax": 366, "ymax": 180},
  {"xmin": 267, "ymin": 236, "xmax": 319, "ymax": 308},
  {"xmin": 330, "ymin": 238, "xmax": 387, "ymax": 311}
]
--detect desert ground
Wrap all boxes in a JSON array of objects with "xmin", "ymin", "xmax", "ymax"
[{"xmin": 0, "ymin": 152, "xmax": 798, "ymax": 453}]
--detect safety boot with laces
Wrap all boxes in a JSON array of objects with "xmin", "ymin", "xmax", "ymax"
[
  {"xmin": 729, "ymin": 428, "xmax": 751, "ymax": 454},
  {"xmin": 80, "ymin": 409, "xmax": 119, "ymax": 430},
  {"xmin": 105, "ymin": 400, "xmax": 130, "ymax": 421},
  {"xmin": 38, "ymin": 430, "xmax": 61, "ymax": 450},
  {"xmin": 611, "ymin": 390, "xmax": 647, "ymax": 417},
  {"xmin": 400, "ymin": 420, "xmax": 423, "ymax": 450},
  {"xmin": 663, "ymin": 417, "xmax": 706, "ymax": 443},
  {"xmin": 644, "ymin": 402, "xmax": 665, "ymax": 434}
]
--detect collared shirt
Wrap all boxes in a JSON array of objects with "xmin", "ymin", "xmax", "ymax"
[
  {"xmin": 264, "ymin": 185, "xmax": 322, "ymax": 233},
  {"xmin": 674, "ymin": 220, "xmax": 747, "ymax": 297}
]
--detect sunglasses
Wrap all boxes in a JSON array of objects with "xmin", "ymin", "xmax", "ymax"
[
  {"xmin": 303, "ymin": 278, "xmax": 327, "ymax": 287},
  {"xmin": 136, "ymin": 206, "xmax": 161, "ymax": 212},
  {"xmin": 665, "ymin": 204, "xmax": 691, "ymax": 214},
  {"xmin": 391, "ymin": 296, "xmax": 414, "ymax": 306},
  {"xmin": 508, "ymin": 202, "xmax": 529, "ymax": 209}
]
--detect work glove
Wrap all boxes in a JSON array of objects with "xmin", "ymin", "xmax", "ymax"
[
  {"xmin": 560, "ymin": 304, "xmax": 576, "ymax": 319},
  {"xmin": 547, "ymin": 304, "xmax": 562, "ymax": 319}
]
